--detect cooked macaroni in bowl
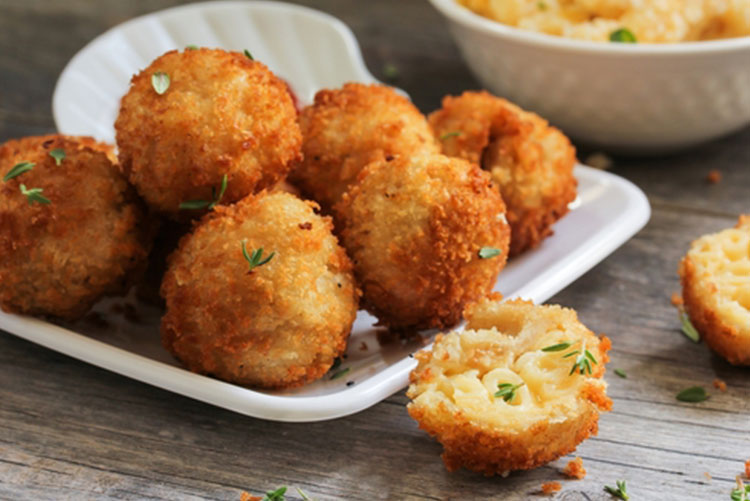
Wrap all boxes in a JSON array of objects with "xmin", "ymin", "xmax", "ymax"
[{"xmin": 457, "ymin": 0, "xmax": 750, "ymax": 43}]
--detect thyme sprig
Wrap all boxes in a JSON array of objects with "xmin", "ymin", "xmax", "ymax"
[
  {"xmin": 679, "ymin": 309, "xmax": 700, "ymax": 343},
  {"xmin": 179, "ymin": 174, "xmax": 228, "ymax": 210},
  {"xmin": 440, "ymin": 131, "xmax": 462, "ymax": 140},
  {"xmin": 49, "ymin": 148, "xmax": 65, "ymax": 165},
  {"xmin": 262, "ymin": 486, "xmax": 287, "ymax": 501},
  {"xmin": 3, "ymin": 162, "xmax": 34, "ymax": 182},
  {"xmin": 244, "ymin": 49, "xmax": 254, "ymax": 60},
  {"xmin": 732, "ymin": 477, "xmax": 750, "ymax": 501},
  {"xmin": 151, "ymin": 71, "xmax": 170, "ymax": 94},
  {"xmin": 494, "ymin": 382, "xmax": 524, "ymax": 403},
  {"xmin": 19, "ymin": 184, "xmax": 50, "ymax": 205},
  {"xmin": 604, "ymin": 480, "xmax": 629, "ymax": 500},
  {"xmin": 676, "ymin": 386, "xmax": 709, "ymax": 403},
  {"xmin": 242, "ymin": 241, "xmax": 275, "ymax": 272},
  {"xmin": 479, "ymin": 247, "xmax": 502, "ymax": 259},
  {"xmin": 540, "ymin": 339, "xmax": 598, "ymax": 375}
]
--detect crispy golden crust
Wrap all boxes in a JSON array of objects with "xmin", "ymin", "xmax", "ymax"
[
  {"xmin": 335, "ymin": 154, "xmax": 510, "ymax": 330},
  {"xmin": 161, "ymin": 191, "xmax": 359, "ymax": 389},
  {"xmin": 407, "ymin": 298, "xmax": 611, "ymax": 475},
  {"xmin": 679, "ymin": 215, "xmax": 750, "ymax": 365},
  {"xmin": 429, "ymin": 91, "xmax": 577, "ymax": 256},
  {"xmin": 290, "ymin": 83, "xmax": 438, "ymax": 210},
  {"xmin": 0, "ymin": 135, "xmax": 152, "ymax": 320},
  {"xmin": 115, "ymin": 48, "xmax": 301, "ymax": 217}
]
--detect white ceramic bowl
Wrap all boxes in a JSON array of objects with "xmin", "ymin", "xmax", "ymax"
[{"xmin": 429, "ymin": 0, "xmax": 750, "ymax": 152}]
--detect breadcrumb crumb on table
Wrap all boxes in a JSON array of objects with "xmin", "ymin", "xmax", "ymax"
[
  {"xmin": 745, "ymin": 459, "xmax": 750, "ymax": 478},
  {"xmin": 706, "ymin": 169, "xmax": 722, "ymax": 184},
  {"xmin": 713, "ymin": 379, "xmax": 728, "ymax": 392},
  {"xmin": 562, "ymin": 457, "xmax": 586, "ymax": 479},
  {"xmin": 671, "ymin": 292, "xmax": 684, "ymax": 307},
  {"xmin": 239, "ymin": 493, "xmax": 261, "ymax": 501},
  {"xmin": 541, "ymin": 481, "xmax": 562, "ymax": 494}
]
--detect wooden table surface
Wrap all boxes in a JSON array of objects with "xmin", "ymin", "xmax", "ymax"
[{"xmin": 1, "ymin": 1, "xmax": 748, "ymax": 500}]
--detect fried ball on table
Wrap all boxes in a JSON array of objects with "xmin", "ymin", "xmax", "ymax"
[
  {"xmin": 429, "ymin": 90, "xmax": 577, "ymax": 257},
  {"xmin": 115, "ymin": 48, "xmax": 301, "ymax": 218},
  {"xmin": 679, "ymin": 215, "xmax": 750, "ymax": 365},
  {"xmin": 161, "ymin": 192, "xmax": 359, "ymax": 389},
  {"xmin": 290, "ymin": 82, "xmax": 438, "ymax": 210},
  {"xmin": 407, "ymin": 297, "xmax": 612, "ymax": 475},
  {"xmin": 0, "ymin": 135, "xmax": 152, "ymax": 320},
  {"xmin": 335, "ymin": 153, "xmax": 510, "ymax": 330}
]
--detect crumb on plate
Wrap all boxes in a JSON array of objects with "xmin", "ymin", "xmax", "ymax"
[
  {"xmin": 713, "ymin": 379, "xmax": 727, "ymax": 392},
  {"xmin": 706, "ymin": 169, "xmax": 722, "ymax": 184}
]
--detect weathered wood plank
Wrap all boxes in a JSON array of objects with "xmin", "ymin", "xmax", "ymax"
[{"xmin": 0, "ymin": 0, "xmax": 748, "ymax": 500}]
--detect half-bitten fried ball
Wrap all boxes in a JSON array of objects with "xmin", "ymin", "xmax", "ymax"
[
  {"xmin": 679, "ymin": 215, "xmax": 750, "ymax": 365},
  {"xmin": 115, "ymin": 48, "xmax": 301, "ymax": 217},
  {"xmin": 407, "ymin": 297, "xmax": 612, "ymax": 475},
  {"xmin": 429, "ymin": 91, "xmax": 577, "ymax": 256},
  {"xmin": 290, "ymin": 82, "xmax": 438, "ymax": 210},
  {"xmin": 0, "ymin": 135, "xmax": 152, "ymax": 320},
  {"xmin": 161, "ymin": 192, "xmax": 359, "ymax": 389},
  {"xmin": 335, "ymin": 154, "xmax": 510, "ymax": 330}
]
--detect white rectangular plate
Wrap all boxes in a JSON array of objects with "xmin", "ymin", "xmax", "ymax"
[
  {"xmin": 1, "ymin": 1, "xmax": 651, "ymax": 422},
  {"xmin": 0, "ymin": 164, "xmax": 649, "ymax": 422}
]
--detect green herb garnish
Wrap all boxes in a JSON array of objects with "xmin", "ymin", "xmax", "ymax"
[
  {"xmin": 329, "ymin": 357, "xmax": 342, "ymax": 372},
  {"xmin": 179, "ymin": 174, "xmax": 228, "ymax": 210},
  {"xmin": 541, "ymin": 341, "xmax": 572, "ymax": 352},
  {"xmin": 3, "ymin": 162, "xmax": 34, "ymax": 182},
  {"xmin": 151, "ymin": 71, "xmax": 170, "ymax": 94},
  {"xmin": 731, "ymin": 478, "xmax": 750, "ymax": 501},
  {"xmin": 676, "ymin": 386, "xmax": 709, "ymax": 403},
  {"xmin": 614, "ymin": 368, "xmax": 627, "ymax": 379},
  {"xmin": 479, "ymin": 247, "xmax": 502, "ymax": 259},
  {"xmin": 19, "ymin": 184, "xmax": 50, "ymax": 205},
  {"xmin": 494, "ymin": 382, "xmax": 524, "ymax": 403},
  {"xmin": 568, "ymin": 340, "xmax": 597, "ymax": 375},
  {"xmin": 604, "ymin": 480, "xmax": 629, "ymax": 500},
  {"xmin": 610, "ymin": 28, "xmax": 637, "ymax": 43},
  {"xmin": 49, "ymin": 149, "xmax": 65, "ymax": 166},
  {"xmin": 383, "ymin": 63, "xmax": 399, "ymax": 80},
  {"xmin": 296, "ymin": 487, "xmax": 314, "ymax": 500},
  {"xmin": 537, "ymin": 1, "xmax": 548, "ymax": 10},
  {"xmin": 241, "ymin": 241, "xmax": 275, "ymax": 273},
  {"xmin": 679, "ymin": 310, "xmax": 700, "ymax": 343},
  {"xmin": 244, "ymin": 49, "xmax": 254, "ymax": 60},
  {"xmin": 186, "ymin": 45, "xmax": 198, "ymax": 50},
  {"xmin": 440, "ymin": 131, "xmax": 462, "ymax": 141},
  {"xmin": 262, "ymin": 486, "xmax": 287, "ymax": 501},
  {"xmin": 330, "ymin": 367, "xmax": 350, "ymax": 380}
]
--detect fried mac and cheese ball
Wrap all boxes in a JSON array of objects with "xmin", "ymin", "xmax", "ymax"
[
  {"xmin": 115, "ymin": 48, "xmax": 301, "ymax": 217},
  {"xmin": 161, "ymin": 192, "xmax": 359, "ymax": 389},
  {"xmin": 335, "ymin": 154, "xmax": 510, "ymax": 330},
  {"xmin": 429, "ymin": 91, "xmax": 577, "ymax": 256},
  {"xmin": 679, "ymin": 216, "xmax": 750, "ymax": 365},
  {"xmin": 0, "ymin": 135, "xmax": 151, "ymax": 320},
  {"xmin": 407, "ymin": 297, "xmax": 612, "ymax": 475},
  {"xmin": 290, "ymin": 83, "xmax": 438, "ymax": 209}
]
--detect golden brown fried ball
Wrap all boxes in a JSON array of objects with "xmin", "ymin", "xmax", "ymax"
[
  {"xmin": 679, "ymin": 215, "xmax": 750, "ymax": 365},
  {"xmin": 290, "ymin": 82, "xmax": 438, "ymax": 210},
  {"xmin": 115, "ymin": 48, "xmax": 301, "ymax": 217},
  {"xmin": 407, "ymin": 297, "xmax": 612, "ymax": 475},
  {"xmin": 161, "ymin": 191, "xmax": 359, "ymax": 389},
  {"xmin": 429, "ymin": 91, "xmax": 577, "ymax": 256},
  {"xmin": 335, "ymin": 154, "xmax": 510, "ymax": 330},
  {"xmin": 0, "ymin": 135, "xmax": 152, "ymax": 320}
]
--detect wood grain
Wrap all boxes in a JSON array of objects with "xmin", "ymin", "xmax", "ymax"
[{"xmin": 1, "ymin": 1, "xmax": 748, "ymax": 500}]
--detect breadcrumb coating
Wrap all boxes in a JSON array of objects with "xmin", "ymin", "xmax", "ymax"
[
  {"xmin": 429, "ymin": 90, "xmax": 577, "ymax": 256},
  {"xmin": 407, "ymin": 298, "xmax": 611, "ymax": 475},
  {"xmin": 679, "ymin": 215, "xmax": 750, "ymax": 365},
  {"xmin": 335, "ymin": 154, "xmax": 510, "ymax": 330},
  {"xmin": 116, "ymin": 48, "xmax": 301, "ymax": 218},
  {"xmin": 290, "ymin": 83, "xmax": 438, "ymax": 210},
  {"xmin": 161, "ymin": 192, "xmax": 359, "ymax": 389},
  {"xmin": 0, "ymin": 135, "xmax": 151, "ymax": 320}
]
